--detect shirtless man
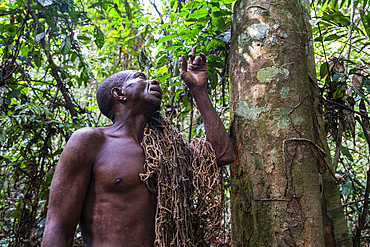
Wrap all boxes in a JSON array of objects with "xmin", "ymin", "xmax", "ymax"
[{"xmin": 41, "ymin": 47, "xmax": 235, "ymax": 247}]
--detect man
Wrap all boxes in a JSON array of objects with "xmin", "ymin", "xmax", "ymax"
[{"xmin": 42, "ymin": 47, "xmax": 235, "ymax": 247}]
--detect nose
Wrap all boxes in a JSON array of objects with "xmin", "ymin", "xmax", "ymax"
[{"xmin": 150, "ymin": 79, "xmax": 159, "ymax": 85}]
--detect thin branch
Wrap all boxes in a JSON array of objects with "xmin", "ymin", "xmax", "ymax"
[
  {"xmin": 149, "ymin": 0, "xmax": 164, "ymax": 24},
  {"xmin": 288, "ymin": 94, "xmax": 310, "ymax": 136},
  {"xmin": 323, "ymin": 99, "xmax": 370, "ymax": 120},
  {"xmin": 344, "ymin": 0, "xmax": 356, "ymax": 72}
]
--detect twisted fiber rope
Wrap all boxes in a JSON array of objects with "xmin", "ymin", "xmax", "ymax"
[{"xmin": 140, "ymin": 113, "xmax": 223, "ymax": 247}]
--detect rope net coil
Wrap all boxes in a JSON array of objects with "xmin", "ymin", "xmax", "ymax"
[{"xmin": 140, "ymin": 113, "xmax": 224, "ymax": 247}]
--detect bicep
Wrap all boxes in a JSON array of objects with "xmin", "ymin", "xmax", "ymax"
[{"xmin": 46, "ymin": 129, "xmax": 99, "ymax": 232}]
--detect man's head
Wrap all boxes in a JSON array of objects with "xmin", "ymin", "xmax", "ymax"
[{"xmin": 97, "ymin": 71, "xmax": 162, "ymax": 121}]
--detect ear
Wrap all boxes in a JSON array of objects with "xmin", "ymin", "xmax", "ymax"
[{"xmin": 111, "ymin": 87, "xmax": 126, "ymax": 101}]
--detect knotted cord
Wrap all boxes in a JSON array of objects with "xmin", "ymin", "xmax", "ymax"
[{"xmin": 140, "ymin": 113, "xmax": 224, "ymax": 247}]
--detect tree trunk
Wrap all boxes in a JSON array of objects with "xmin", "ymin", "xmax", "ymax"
[{"xmin": 229, "ymin": 0, "xmax": 352, "ymax": 246}]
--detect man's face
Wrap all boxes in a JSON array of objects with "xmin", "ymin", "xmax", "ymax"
[{"xmin": 122, "ymin": 71, "xmax": 163, "ymax": 112}]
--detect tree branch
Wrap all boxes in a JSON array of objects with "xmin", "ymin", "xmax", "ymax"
[
  {"xmin": 149, "ymin": 0, "xmax": 164, "ymax": 24},
  {"xmin": 27, "ymin": 0, "xmax": 77, "ymax": 118}
]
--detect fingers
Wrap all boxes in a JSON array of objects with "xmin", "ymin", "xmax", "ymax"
[
  {"xmin": 200, "ymin": 53, "xmax": 206, "ymax": 65},
  {"xmin": 193, "ymin": 56, "xmax": 202, "ymax": 65},
  {"xmin": 188, "ymin": 46, "xmax": 197, "ymax": 64},
  {"xmin": 185, "ymin": 46, "xmax": 206, "ymax": 66},
  {"xmin": 191, "ymin": 46, "xmax": 196, "ymax": 54},
  {"xmin": 181, "ymin": 55, "xmax": 187, "ymax": 73}
]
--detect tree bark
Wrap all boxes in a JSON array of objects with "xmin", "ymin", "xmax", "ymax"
[{"xmin": 229, "ymin": 0, "xmax": 352, "ymax": 246}]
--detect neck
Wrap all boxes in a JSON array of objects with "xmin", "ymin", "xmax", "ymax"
[{"xmin": 108, "ymin": 108, "xmax": 150, "ymax": 143}]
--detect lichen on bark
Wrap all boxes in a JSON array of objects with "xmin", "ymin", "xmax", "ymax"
[{"xmin": 230, "ymin": 0, "xmax": 351, "ymax": 246}]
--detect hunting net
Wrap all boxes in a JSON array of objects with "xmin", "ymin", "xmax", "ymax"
[{"xmin": 140, "ymin": 113, "xmax": 224, "ymax": 247}]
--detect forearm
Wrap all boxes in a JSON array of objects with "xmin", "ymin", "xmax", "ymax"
[
  {"xmin": 190, "ymin": 86, "xmax": 235, "ymax": 166},
  {"xmin": 42, "ymin": 223, "xmax": 74, "ymax": 247}
]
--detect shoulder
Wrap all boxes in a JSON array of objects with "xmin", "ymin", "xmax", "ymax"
[
  {"xmin": 69, "ymin": 127, "xmax": 105, "ymax": 143},
  {"xmin": 64, "ymin": 127, "xmax": 106, "ymax": 155},
  {"xmin": 58, "ymin": 127, "xmax": 106, "ymax": 168}
]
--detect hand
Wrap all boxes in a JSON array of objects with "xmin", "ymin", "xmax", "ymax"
[{"xmin": 181, "ymin": 46, "xmax": 207, "ymax": 89}]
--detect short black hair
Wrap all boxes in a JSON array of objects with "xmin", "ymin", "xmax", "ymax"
[{"xmin": 96, "ymin": 70, "xmax": 137, "ymax": 120}]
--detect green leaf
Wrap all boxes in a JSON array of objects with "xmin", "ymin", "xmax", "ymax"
[
  {"xmin": 157, "ymin": 73, "xmax": 171, "ymax": 83},
  {"xmin": 325, "ymin": 34, "xmax": 341, "ymax": 41},
  {"xmin": 71, "ymin": 53, "xmax": 78, "ymax": 62},
  {"xmin": 183, "ymin": 1, "xmax": 203, "ymax": 10},
  {"xmin": 77, "ymin": 35, "xmax": 91, "ymax": 41},
  {"xmin": 340, "ymin": 145, "xmax": 353, "ymax": 162},
  {"xmin": 221, "ymin": 0, "xmax": 235, "ymax": 3},
  {"xmin": 332, "ymin": 73, "xmax": 346, "ymax": 82},
  {"xmin": 180, "ymin": 34, "xmax": 190, "ymax": 40},
  {"xmin": 331, "ymin": 0, "xmax": 338, "ymax": 9},
  {"xmin": 212, "ymin": 10, "xmax": 232, "ymax": 17},
  {"xmin": 34, "ymin": 55, "xmax": 42, "ymax": 67},
  {"xmin": 77, "ymin": 35, "xmax": 91, "ymax": 45},
  {"xmin": 94, "ymin": 27, "xmax": 105, "ymax": 49},
  {"xmin": 212, "ymin": 17, "xmax": 226, "ymax": 32},
  {"xmin": 320, "ymin": 62, "xmax": 329, "ymax": 78},
  {"xmin": 361, "ymin": 10, "xmax": 370, "ymax": 38},
  {"xmin": 10, "ymin": 89, "xmax": 21, "ymax": 98},
  {"xmin": 158, "ymin": 34, "xmax": 177, "ymax": 43},
  {"xmin": 169, "ymin": 77, "xmax": 182, "ymax": 86},
  {"xmin": 60, "ymin": 37, "xmax": 71, "ymax": 55},
  {"xmin": 161, "ymin": 23, "xmax": 171, "ymax": 29},
  {"xmin": 314, "ymin": 36, "xmax": 323, "ymax": 42},
  {"xmin": 157, "ymin": 66, "xmax": 168, "ymax": 74},
  {"xmin": 208, "ymin": 60, "xmax": 225, "ymax": 68},
  {"xmin": 124, "ymin": 0, "xmax": 132, "ymax": 20},
  {"xmin": 342, "ymin": 180, "xmax": 352, "ymax": 196},
  {"xmin": 364, "ymin": 79, "xmax": 370, "ymax": 92},
  {"xmin": 188, "ymin": 8, "xmax": 208, "ymax": 19},
  {"xmin": 333, "ymin": 88, "xmax": 343, "ymax": 99},
  {"xmin": 59, "ymin": 68, "xmax": 68, "ymax": 80},
  {"xmin": 165, "ymin": 45, "xmax": 181, "ymax": 51}
]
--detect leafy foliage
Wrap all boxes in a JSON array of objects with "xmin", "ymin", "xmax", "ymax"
[
  {"xmin": 312, "ymin": 0, "xmax": 370, "ymax": 244},
  {"xmin": 1, "ymin": 0, "xmax": 370, "ymax": 245}
]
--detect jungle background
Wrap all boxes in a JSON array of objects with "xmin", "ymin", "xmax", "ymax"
[{"xmin": 0, "ymin": 0, "xmax": 369, "ymax": 245}]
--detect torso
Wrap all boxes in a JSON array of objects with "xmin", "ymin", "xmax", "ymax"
[{"xmin": 79, "ymin": 128, "xmax": 156, "ymax": 247}]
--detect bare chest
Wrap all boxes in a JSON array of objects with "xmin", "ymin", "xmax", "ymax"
[{"xmin": 92, "ymin": 139, "xmax": 146, "ymax": 193}]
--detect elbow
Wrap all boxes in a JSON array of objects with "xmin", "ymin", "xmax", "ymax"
[
  {"xmin": 42, "ymin": 222, "xmax": 74, "ymax": 247},
  {"xmin": 217, "ymin": 151, "xmax": 236, "ymax": 166}
]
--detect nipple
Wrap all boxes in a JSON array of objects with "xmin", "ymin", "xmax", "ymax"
[{"xmin": 114, "ymin": 177, "xmax": 122, "ymax": 184}]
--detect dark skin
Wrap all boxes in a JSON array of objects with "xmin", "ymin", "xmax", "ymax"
[{"xmin": 41, "ymin": 47, "xmax": 235, "ymax": 247}]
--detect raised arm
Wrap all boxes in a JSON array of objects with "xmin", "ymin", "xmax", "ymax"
[
  {"xmin": 181, "ymin": 46, "xmax": 235, "ymax": 166},
  {"xmin": 42, "ymin": 128, "xmax": 102, "ymax": 247}
]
